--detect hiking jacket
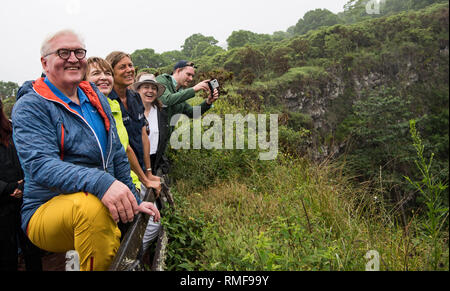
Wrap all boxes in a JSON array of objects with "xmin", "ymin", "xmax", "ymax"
[
  {"xmin": 109, "ymin": 89, "xmax": 147, "ymax": 173},
  {"xmin": 12, "ymin": 78, "xmax": 140, "ymax": 233},
  {"xmin": 0, "ymin": 136, "xmax": 23, "ymax": 217},
  {"xmin": 156, "ymin": 74, "xmax": 212, "ymax": 129}
]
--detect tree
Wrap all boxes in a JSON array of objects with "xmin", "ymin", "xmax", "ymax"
[
  {"xmin": 268, "ymin": 46, "xmax": 295, "ymax": 75},
  {"xmin": 191, "ymin": 41, "xmax": 224, "ymax": 59},
  {"xmin": 382, "ymin": 0, "xmax": 448, "ymax": 15},
  {"xmin": 131, "ymin": 48, "xmax": 168, "ymax": 69},
  {"xmin": 160, "ymin": 50, "xmax": 188, "ymax": 65},
  {"xmin": 293, "ymin": 9, "xmax": 340, "ymax": 35},
  {"xmin": 224, "ymin": 46, "xmax": 266, "ymax": 79},
  {"xmin": 287, "ymin": 37, "xmax": 309, "ymax": 63},
  {"xmin": 340, "ymin": 0, "xmax": 446, "ymax": 23},
  {"xmin": 340, "ymin": 0, "xmax": 380, "ymax": 23},
  {"xmin": 272, "ymin": 31, "xmax": 290, "ymax": 42},
  {"xmin": 201, "ymin": 45, "xmax": 225, "ymax": 57},
  {"xmin": 324, "ymin": 28, "xmax": 355, "ymax": 58},
  {"xmin": 0, "ymin": 81, "xmax": 19, "ymax": 100},
  {"xmin": 342, "ymin": 87, "xmax": 416, "ymax": 197},
  {"xmin": 226, "ymin": 30, "xmax": 271, "ymax": 49},
  {"xmin": 1, "ymin": 96, "xmax": 16, "ymax": 118},
  {"xmin": 182, "ymin": 34, "xmax": 218, "ymax": 58}
]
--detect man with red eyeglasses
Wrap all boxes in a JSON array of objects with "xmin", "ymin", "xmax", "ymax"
[{"xmin": 12, "ymin": 29, "xmax": 160, "ymax": 271}]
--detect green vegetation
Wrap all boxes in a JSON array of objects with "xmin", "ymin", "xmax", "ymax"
[
  {"xmin": 405, "ymin": 120, "xmax": 449, "ymax": 270},
  {"xmin": 0, "ymin": 80, "xmax": 19, "ymax": 117},
  {"xmin": 158, "ymin": 1, "xmax": 449, "ymax": 271},
  {"xmin": 162, "ymin": 129, "xmax": 448, "ymax": 270},
  {"xmin": 160, "ymin": 84, "xmax": 448, "ymax": 271},
  {"xmin": 4, "ymin": 0, "xmax": 448, "ymax": 271}
]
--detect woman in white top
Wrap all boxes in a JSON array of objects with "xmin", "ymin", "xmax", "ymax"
[
  {"xmin": 134, "ymin": 73, "xmax": 169, "ymax": 254},
  {"xmin": 134, "ymin": 73, "xmax": 168, "ymax": 175}
]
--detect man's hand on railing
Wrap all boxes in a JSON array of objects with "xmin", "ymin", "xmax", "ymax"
[{"xmin": 102, "ymin": 180, "xmax": 140, "ymax": 224}]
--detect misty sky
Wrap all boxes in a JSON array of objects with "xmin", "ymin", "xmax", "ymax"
[{"xmin": 0, "ymin": 0, "xmax": 349, "ymax": 85}]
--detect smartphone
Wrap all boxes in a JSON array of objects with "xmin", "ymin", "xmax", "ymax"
[{"xmin": 208, "ymin": 79, "xmax": 219, "ymax": 93}]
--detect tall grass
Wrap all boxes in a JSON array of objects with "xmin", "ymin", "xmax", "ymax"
[
  {"xmin": 160, "ymin": 88, "xmax": 448, "ymax": 271},
  {"xmin": 162, "ymin": 149, "xmax": 449, "ymax": 271}
]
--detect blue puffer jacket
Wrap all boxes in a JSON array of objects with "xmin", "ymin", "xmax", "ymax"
[{"xmin": 12, "ymin": 78, "xmax": 141, "ymax": 233}]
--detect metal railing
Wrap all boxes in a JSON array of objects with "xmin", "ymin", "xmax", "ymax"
[{"xmin": 109, "ymin": 176, "xmax": 174, "ymax": 271}]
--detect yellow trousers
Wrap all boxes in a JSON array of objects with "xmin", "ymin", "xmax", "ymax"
[{"xmin": 27, "ymin": 192, "xmax": 121, "ymax": 271}]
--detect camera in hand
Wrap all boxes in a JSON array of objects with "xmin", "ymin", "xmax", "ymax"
[{"xmin": 208, "ymin": 79, "xmax": 219, "ymax": 93}]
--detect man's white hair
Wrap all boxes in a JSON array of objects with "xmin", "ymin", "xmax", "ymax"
[{"xmin": 40, "ymin": 29, "xmax": 86, "ymax": 57}]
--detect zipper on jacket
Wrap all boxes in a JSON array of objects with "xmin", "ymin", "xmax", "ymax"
[
  {"xmin": 68, "ymin": 111, "xmax": 107, "ymax": 171},
  {"xmin": 84, "ymin": 118, "xmax": 107, "ymax": 171},
  {"xmin": 105, "ymin": 130, "xmax": 114, "ymax": 173},
  {"xmin": 40, "ymin": 97, "xmax": 108, "ymax": 171},
  {"xmin": 32, "ymin": 85, "xmax": 111, "ymax": 172}
]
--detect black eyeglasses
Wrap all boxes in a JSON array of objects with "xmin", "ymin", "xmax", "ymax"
[{"xmin": 44, "ymin": 48, "xmax": 87, "ymax": 60}]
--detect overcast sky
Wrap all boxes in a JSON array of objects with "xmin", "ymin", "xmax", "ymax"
[{"xmin": 0, "ymin": 0, "xmax": 349, "ymax": 85}]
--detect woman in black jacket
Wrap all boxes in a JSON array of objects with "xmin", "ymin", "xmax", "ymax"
[{"xmin": 0, "ymin": 99, "xmax": 41, "ymax": 271}]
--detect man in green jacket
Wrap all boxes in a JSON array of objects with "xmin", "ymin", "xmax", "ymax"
[{"xmin": 156, "ymin": 60, "xmax": 219, "ymax": 129}]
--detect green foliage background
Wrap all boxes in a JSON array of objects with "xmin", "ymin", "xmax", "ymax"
[{"xmin": 157, "ymin": 0, "xmax": 449, "ymax": 271}]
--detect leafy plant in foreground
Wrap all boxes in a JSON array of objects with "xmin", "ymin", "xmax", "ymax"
[{"xmin": 404, "ymin": 120, "xmax": 449, "ymax": 270}]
